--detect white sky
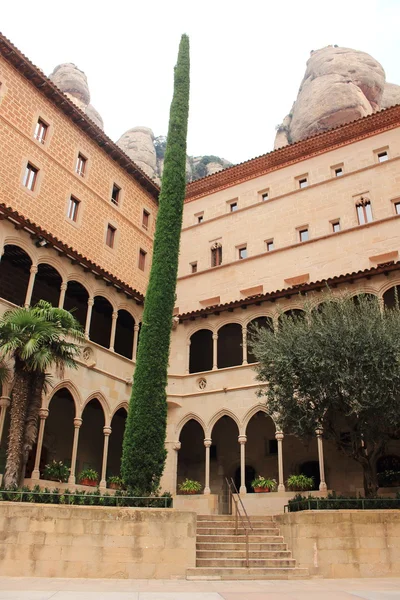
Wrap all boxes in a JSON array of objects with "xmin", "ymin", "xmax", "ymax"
[{"xmin": 2, "ymin": 0, "xmax": 400, "ymax": 164}]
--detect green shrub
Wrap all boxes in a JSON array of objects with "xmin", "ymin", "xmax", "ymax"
[{"xmin": 288, "ymin": 492, "xmax": 400, "ymax": 512}]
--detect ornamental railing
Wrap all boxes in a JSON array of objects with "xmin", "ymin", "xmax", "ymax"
[
  {"xmin": 0, "ymin": 489, "xmax": 173, "ymax": 508},
  {"xmin": 285, "ymin": 497, "xmax": 400, "ymax": 512}
]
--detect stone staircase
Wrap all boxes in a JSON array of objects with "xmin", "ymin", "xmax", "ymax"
[{"xmin": 186, "ymin": 514, "xmax": 309, "ymax": 580}]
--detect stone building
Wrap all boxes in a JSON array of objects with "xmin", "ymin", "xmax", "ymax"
[{"xmin": 0, "ymin": 33, "xmax": 399, "ymax": 513}]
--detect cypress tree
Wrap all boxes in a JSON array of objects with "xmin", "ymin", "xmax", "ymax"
[{"xmin": 121, "ymin": 35, "xmax": 190, "ymax": 493}]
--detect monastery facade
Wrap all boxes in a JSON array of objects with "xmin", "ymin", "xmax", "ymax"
[{"xmin": 0, "ymin": 34, "xmax": 399, "ymax": 512}]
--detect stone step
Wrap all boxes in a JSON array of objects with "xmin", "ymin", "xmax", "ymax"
[
  {"xmin": 196, "ymin": 558, "xmax": 296, "ymax": 568},
  {"xmin": 197, "ymin": 514, "xmax": 274, "ymax": 522},
  {"xmin": 197, "ymin": 534, "xmax": 284, "ymax": 544},
  {"xmin": 197, "ymin": 520, "xmax": 275, "ymax": 529},
  {"xmin": 197, "ymin": 541, "xmax": 288, "ymax": 551},
  {"xmin": 197, "ymin": 549, "xmax": 292, "ymax": 559},
  {"xmin": 197, "ymin": 527, "xmax": 280, "ymax": 536},
  {"xmin": 186, "ymin": 567, "xmax": 309, "ymax": 580}
]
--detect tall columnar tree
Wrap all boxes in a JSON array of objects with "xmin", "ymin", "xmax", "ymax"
[
  {"xmin": 249, "ymin": 293, "xmax": 400, "ymax": 497},
  {"xmin": 121, "ymin": 35, "xmax": 190, "ymax": 493}
]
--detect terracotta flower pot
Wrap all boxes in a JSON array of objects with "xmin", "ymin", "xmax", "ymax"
[
  {"xmin": 254, "ymin": 487, "xmax": 270, "ymax": 493},
  {"xmin": 80, "ymin": 478, "xmax": 98, "ymax": 487},
  {"xmin": 180, "ymin": 490, "xmax": 198, "ymax": 495},
  {"xmin": 108, "ymin": 482, "xmax": 121, "ymax": 490}
]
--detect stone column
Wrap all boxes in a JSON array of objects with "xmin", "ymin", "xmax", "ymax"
[
  {"xmin": 31, "ymin": 408, "xmax": 49, "ymax": 480},
  {"xmin": 316, "ymin": 428, "xmax": 327, "ymax": 491},
  {"xmin": 68, "ymin": 417, "xmax": 82, "ymax": 484},
  {"xmin": 132, "ymin": 324, "xmax": 140, "ymax": 361},
  {"xmin": 242, "ymin": 326, "xmax": 248, "ymax": 365},
  {"xmin": 204, "ymin": 438, "xmax": 212, "ymax": 494},
  {"xmin": 212, "ymin": 333, "xmax": 218, "ymax": 370},
  {"xmin": 238, "ymin": 435, "xmax": 247, "ymax": 493},
  {"xmin": 0, "ymin": 396, "xmax": 11, "ymax": 446},
  {"xmin": 100, "ymin": 426, "xmax": 112, "ymax": 489},
  {"xmin": 109, "ymin": 311, "xmax": 118, "ymax": 352},
  {"xmin": 173, "ymin": 441, "xmax": 181, "ymax": 494},
  {"xmin": 275, "ymin": 430, "xmax": 285, "ymax": 492},
  {"xmin": 84, "ymin": 297, "xmax": 94, "ymax": 340},
  {"xmin": 58, "ymin": 281, "xmax": 67, "ymax": 309},
  {"xmin": 185, "ymin": 339, "xmax": 191, "ymax": 374},
  {"xmin": 24, "ymin": 265, "xmax": 38, "ymax": 308}
]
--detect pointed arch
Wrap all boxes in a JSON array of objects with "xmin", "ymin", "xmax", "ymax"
[
  {"xmin": 208, "ymin": 409, "xmax": 240, "ymax": 438},
  {"xmin": 3, "ymin": 237, "xmax": 37, "ymax": 264},
  {"xmin": 111, "ymin": 402, "xmax": 129, "ymax": 419},
  {"xmin": 242, "ymin": 404, "xmax": 277, "ymax": 435},
  {"xmin": 176, "ymin": 412, "xmax": 206, "ymax": 439},
  {"xmin": 81, "ymin": 391, "xmax": 111, "ymax": 426},
  {"xmin": 45, "ymin": 380, "xmax": 82, "ymax": 417}
]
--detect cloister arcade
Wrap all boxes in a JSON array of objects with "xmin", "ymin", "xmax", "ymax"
[{"xmin": 0, "ymin": 243, "xmax": 141, "ymax": 360}]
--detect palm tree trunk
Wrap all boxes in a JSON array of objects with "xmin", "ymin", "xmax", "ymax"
[
  {"xmin": 20, "ymin": 371, "xmax": 46, "ymax": 485},
  {"xmin": 3, "ymin": 361, "xmax": 31, "ymax": 488}
]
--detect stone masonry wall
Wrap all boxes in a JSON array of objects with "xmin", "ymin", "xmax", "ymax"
[
  {"xmin": 0, "ymin": 503, "xmax": 196, "ymax": 578},
  {"xmin": 275, "ymin": 510, "xmax": 400, "ymax": 578}
]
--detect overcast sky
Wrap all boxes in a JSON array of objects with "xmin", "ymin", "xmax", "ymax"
[{"xmin": 2, "ymin": 1, "xmax": 400, "ymax": 164}]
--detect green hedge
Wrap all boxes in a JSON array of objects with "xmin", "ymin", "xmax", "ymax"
[
  {"xmin": 287, "ymin": 492, "xmax": 400, "ymax": 512},
  {"xmin": 0, "ymin": 485, "xmax": 173, "ymax": 508}
]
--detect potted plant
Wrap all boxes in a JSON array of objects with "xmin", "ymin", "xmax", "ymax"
[
  {"xmin": 178, "ymin": 479, "xmax": 202, "ymax": 495},
  {"xmin": 43, "ymin": 460, "xmax": 70, "ymax": 483},
  {"xmin": 286, "ymin": 474, "xmax": 314, "ymax": 492},
  {"xmin": 107, "ymin": 475, "xmax": 124, "ymax": 490},
  {"xmin": 78, "ymin": 468, "xmax": 99, "ymax": 487},
  {"xmin": 251, "ymin": 476, "xmax": 277, "ymax": 493}
]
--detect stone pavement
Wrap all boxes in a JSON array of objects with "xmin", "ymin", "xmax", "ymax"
[{"xmin": 0, "ymin": 577, "xmax": 399, "ymax": 599}]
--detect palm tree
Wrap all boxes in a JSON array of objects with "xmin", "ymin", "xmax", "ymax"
[{"xmin": 0, "ymin": 300, "xmax": 84, "ymax": 488}]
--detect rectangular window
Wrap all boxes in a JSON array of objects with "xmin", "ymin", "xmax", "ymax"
[
  {"xmin": 211, "ymin": 245, "xmax": 222, "ymax": 267},
  {"xmin": 142, "ymin": 209, "xmax": 150, "ymax": 229},
  {"xmin": 75, "ymin": 153, "xmax": 87, "ymax": 177},
  {"xmin": 395, "ymin": 202, "xmax": 400, "ymax": 215},
  {"xmin": 262, "ymin": 191, "xmax": 269, "ymax": 201},
  {"xmin": 34, "ymin": 118, "xmax": 48, "ymax": 144},
  {"xmin": 299, "ymin": 228, "xmax": 309, "ymax": 242},
  {"xmin": 377, "ymin": 150, "xmax": 388, "ymax": 163},
  {"xmin": 332, "ymin": 220, "xmax": 341, "ymax": 233},
  {"xmin": 197, "ymin": 215, "xmax": 204, "ymax": 223},
  {"xmin": 238, "ymin": 246, "xmax": 247, "ymax": 260},
  {"xmin": 139, "ymin": 249, "xmax": 146, "ymax": 271},
  {"xmin": 335, "ymin": 167, "xmax": 343, "ymax": 177},
  {"xmin": 106, "ymin": 224, "xmax": 116, "ymax": 248},
  {"xmin": 67, "ymin": 196, "xmax": 80, "ymax": 222},
  {"xmin": 191, "ymin": 262, "xmax": 197, "ymax": 273},
  {"xmin": 266, "ymin": 240, "xmax": 274, "ymax": 252},
  {"xmin": 298, "ymin": 178, "xmax": 308, "ymax": 189},
  {"xmin": 111, "ymin": 184, "xmax": 121, "ymax": 206},
  {"xmin": 23, "ymin": 163, "xmax": 38, "ymax": 191},
  {"xmin": 356, "ymin": 200, "xmax": 373, "ymax": 225},
  {"xmin": 230, "ymin": 202, "xmax": 238, "ymax": 212}
]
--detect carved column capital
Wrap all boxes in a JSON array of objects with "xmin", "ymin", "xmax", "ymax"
[
  {"xmin": 0, "ymin": 396, "xmax": 10, "ymax": 408},
  {"xmin": 30, "ymin": 265, "xmax": 38, "ymax": 274},
  {"xmin": 38, "ymin": 408, "xmax": 49, "ymax": 420},
  {"xmin": 103, "ymin": 426, "xmax": 112, "ymax": 436},
  {"xmin": 204, "ymin": 438, "xmax": 212, "ymax": 448},
  {"xmin": 112, "ymin": 311, "xmax": 118, "ymax": 320},
  {"xmin": 315, "ymin": 428, "xmax": 323, "ymax": 438},
  {"xmin": 212, "ymin": 333, "xmax": 218, "ymax": 340},
  {"xmin": 275, "ymin": 431, "xmax": 284, "ymax": 441},
  {"xmin": 173, "ymin": 441, "xmax": 181, "ymax": 451},
  {"xmin": 134, "ymin": 324, "xmax": 140, "ymax": 332},
  {"xmin": 238, "ymin": 435, "xmax": 247, "ymax": 445},
  {"xmin": 60, "ymin": 282, "xmax": 68, "ymax": 291},
  {"xmin": 87, "ymin": 297, "xmax": 94, "ymax": 307},
  {"xmin": 73, "ymin": 417, "xmax": 83, "ymax": 428}
]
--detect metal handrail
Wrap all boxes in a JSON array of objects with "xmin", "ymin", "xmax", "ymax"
[
  {"xmin": 0, "ymin": 490, "xmax": 172, "ymax": 508},
  {"xmin": 225, "ymin": 477, "xmax": 253, "ymax": 567}
]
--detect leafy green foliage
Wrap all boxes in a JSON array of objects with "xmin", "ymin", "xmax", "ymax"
[
  {"xmin": 121, "ymin": 35, "xmax": 190, "ymax": 494},
  {"xmin": 288, "ymin": 492, "xmax": 400, "ymax": 511},
  {"xmin": 178, "ymin": 479, "xmax": 202, "ymax": 493},
  {"xmin": 78, "ymin": 468, "xmax": 99, "ymax": 483},
  {"xmin": 286, "ymin": 474, "xmax": 314, "ymax": 491},
  {"xmin": 43, "ymin": 460, "xmax": 70, "ymax": 482},
  {"xmin": 251, "ymin": 476, "xmax": 277, "ymax": 490},
  {"xmin": 250, "ymin": 292, "xmax": 400, "ymax": 497}
]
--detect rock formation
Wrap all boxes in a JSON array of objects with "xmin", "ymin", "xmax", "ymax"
[
  {"xmin": 49, "ymin": 63, "xmax": 104, "ymax": 130},
  {"xmin": 274, "ymin": 46, "xmax": 400, "ymax": 149}
]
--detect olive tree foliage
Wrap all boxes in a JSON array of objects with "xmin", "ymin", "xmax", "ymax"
[
  {"xmin": 249, "ymin": 292, "xmax": 400, "ymax": 497},
  {"xmin": 121, "ymin": 35, "xmax": 190, "ymax": 494}
]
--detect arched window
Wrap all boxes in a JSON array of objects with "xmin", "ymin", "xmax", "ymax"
[
  {"xmin": 0, "ymin": 245, "xmax": 32, "ymax": 306},
  {"xmin": 189, "ymin": 329, "xmax": 213, "ymax": 373},
  {"xmin": 64, "ymin": 281, "xmax": 89, "ymax": 328},
  {"xmin": 218, "ymin": 323, "xmax": 242, "ymax": 368},
  {"xmin": 89, "ymin": 296, "xmax": 113, "ymax": 348},
  {"xmin": 211, "ymin": 242, "xmax": 222, "ymax": 267},
  {"xmin": 247, "ymin": 317, "xmax": 273, "ymax": 363},
  {"xmin": 383, "ymin": 286, "xmax": 400, "ymax": 309},
  {"xmin": 114, "ymin": 310, "xmax": 135, "ymax": 359},
  {"xmin": 31, "ymin": 263, "xmax": 62, "ymax": 307}
]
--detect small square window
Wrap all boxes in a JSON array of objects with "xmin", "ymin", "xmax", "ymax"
[
  {"xmin": 395, "ymin": 202, "xmax": 400, "ymax": 215},
  {"xmin": 335, "ymin": 167, "xmax": 343, "ymax": 177},
  {"xmin": 332, "ymin": 221, "xmax": 341, "ymax": 233},
  {"xmin": 191, "ymin": 262, "xmax": 197, "ymax": 274},
  {"xmin": 230, "ymin": 202, "xmax": 238, "ymax": 212},
  {"xmin": 76, "ymin": 153, "xmax": 87, "ymax": 177},
  {"xmin": 111, "ymin": 184, "xmax": 121, "ymax": 206},
  {"xmin": 238, "ymin": 246, "xmax": 247, "ymax": 260},
  {"xmin": 262, "ymin": 192, "xmax": 269, "ymax": 201},
  {"xmin": 23, "ymin": 163, "xmax": 38, "ymax": 191},
  {"xmin": 378, "ymin": 151, "xmax": 388, "ymax": 163},
  {"xmin": 196, "ymin": 213, "xmax": 204, "ymax": 224},
  {"xmin": 299, "ymin": 228, "xmax": 309, "ymax": 242},
  {"xmin": 139, "ymin": 249, "xmax": 147, "ymax": 271},
  {"xmin": 142, "ymin": 209, "xmax": 150, "ymax": 229},
  {"xmin": 106, "ymin": 224, "xmax": 116, "ymax": 248},
  {"xmin": 34, "ymin": 119, "xmax": 48, "ymax": 144},
  {"xmin": 266, "ymin": 240, "xmax": 274, "ymax": 252},
  {"xmin": 298, "ymin": 178, "xmax": 308, "ymax": 189},
  {"xmin": 67, "ymin": 196, "xmax": 80, "ymax": 222}
]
